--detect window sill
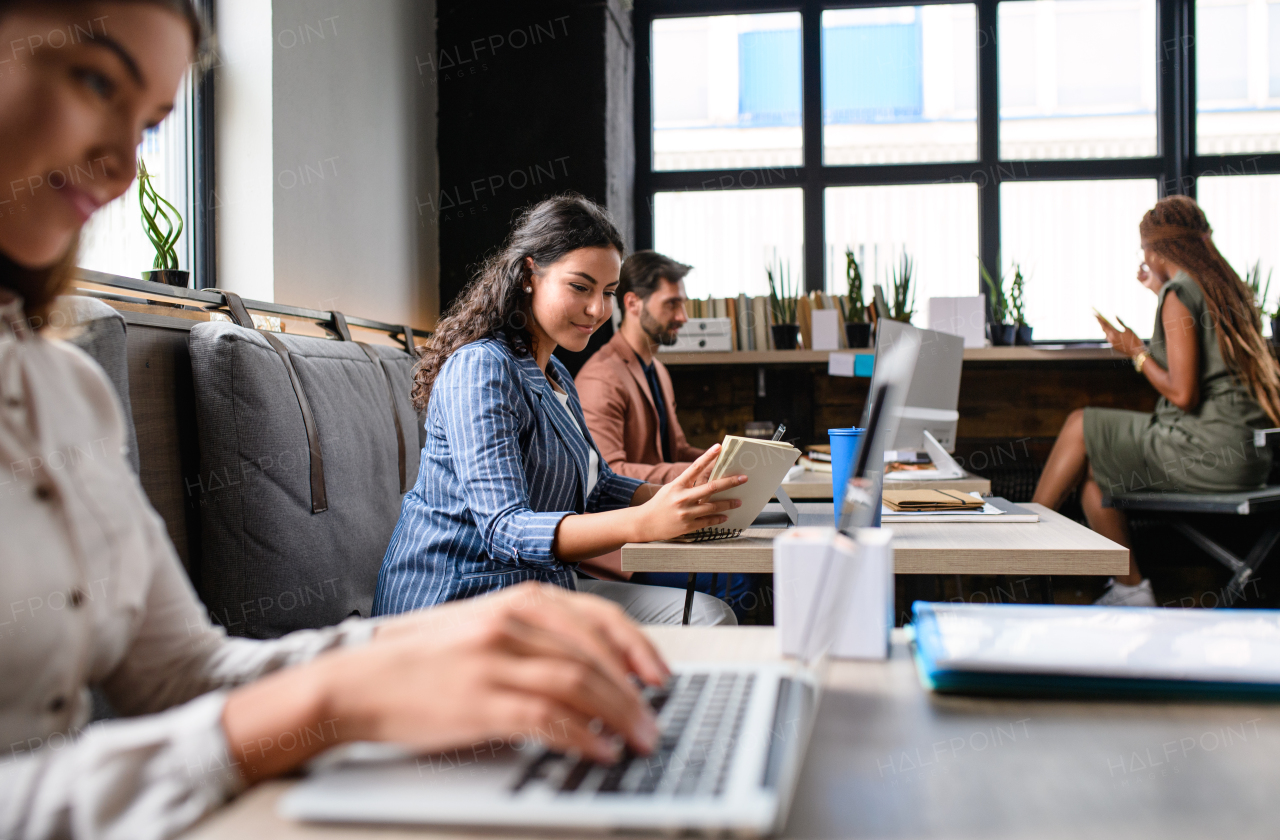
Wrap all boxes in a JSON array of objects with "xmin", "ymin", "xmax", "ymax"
[{"xmin": 657, "ymin": 346, "xmax": 1125, "ymax": 365}]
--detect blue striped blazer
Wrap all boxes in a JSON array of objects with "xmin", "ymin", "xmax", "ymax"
[{"xmin": 372, "ymin": 338, "xmax": 644, "ymax": 615}]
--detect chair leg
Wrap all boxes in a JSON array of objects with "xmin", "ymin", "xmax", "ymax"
[
  {"xmin": 1171, "ymin": 519, "xmax": 1280, "ymax": 606},
  {"xmin": 1228, "ymin": 521, "xmax": 1280, "ymax": 605},
  {"xmin": 1039, "ymin": 576, "xmax": 1055, "ymax": 604},
  {"xmin": 682, "ymin": 573, "xmax": 696, "ymax": 626}
]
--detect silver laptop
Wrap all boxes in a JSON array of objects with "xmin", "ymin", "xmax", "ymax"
[
  {"xmin": 278, "ymin": 546, "xmax": 856, "ymax": 835},
  {"xmin": 874, "ymin": 320, "xmax": 963, "ymax": 453}
]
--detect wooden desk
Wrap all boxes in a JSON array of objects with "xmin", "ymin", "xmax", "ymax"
[
  {"xmin": 184, "ymin": 626, "xmax": 1280, "ymax": 840},
  {"xmin": 780, "ymin": 468, "xmax": 990, "ymax": 499},
  {"xmin": 621, "ymin": 503, "xmax": 1128, "ymax": 576}
]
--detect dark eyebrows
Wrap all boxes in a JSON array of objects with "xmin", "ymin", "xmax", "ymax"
[
  {"xmin": 570, "ymin": 271, "xmax": 599, "ymax": 286},
  {"xmin": 85, "ymin": 34, "xmax": 146, "ymax": 86}
]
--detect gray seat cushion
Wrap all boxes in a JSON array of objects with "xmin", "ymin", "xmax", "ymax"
[
  {"xmin": 63, "ymin": 297, "xmax": 140, "ymax": 473},
  {"xmin": 188, "ymin": 322, "xmax": 421, "ymax": 638}
]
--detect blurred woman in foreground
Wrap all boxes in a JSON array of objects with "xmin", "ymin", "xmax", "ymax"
[{"xmin": 0, "ymin": 3, "xmax": 665, "ymax": 837}]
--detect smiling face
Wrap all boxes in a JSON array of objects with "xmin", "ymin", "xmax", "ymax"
[
  {"xmin": 525, "ymin": 246, "xmax": 621, "ymax": 363},
  {"xmin": 629, "ymin": 277, "xmax": 688, "ymax": 347},
  {"xmin": 0, "ymin": 2, "xmax": 192, "ymax": 268}
]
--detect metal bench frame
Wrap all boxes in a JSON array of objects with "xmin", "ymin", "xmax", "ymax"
[{"xmin": 1108, "ymin": 429, "xmax": 1280, "ymax": 606}]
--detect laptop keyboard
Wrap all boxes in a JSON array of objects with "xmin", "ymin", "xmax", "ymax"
[{"xmin": 511, "ymin": 671, "xmax": 756, "ymax": 799}]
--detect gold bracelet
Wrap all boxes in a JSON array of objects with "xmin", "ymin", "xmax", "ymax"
[{"xmin": 1133, "ymin": 350, "xmax": 1149, "ymax": 373}]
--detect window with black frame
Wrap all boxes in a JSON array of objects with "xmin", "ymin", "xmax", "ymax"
[
  {"xmin": 635, "ymin": 0, "xmax": 1280, "ymax": 342},
  {"xmin": 77, "ymin": 0, "xmax": 215, "ymax": 290}
]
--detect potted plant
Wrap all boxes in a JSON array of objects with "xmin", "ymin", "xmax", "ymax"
[
  {"xmin": 841, "ymin": 248, "xmax": 871, "ymax": 348},
  {"xmin": 766, "ymin": 257, "xmax": 800, "ymax": 350},
  {"xmin": 1009, "ymin": 263, "xmax": 1032, "ymax": 344},
  {"xmin": 1245, "ymin": 261, "xmax": 1277, "ymax": 347},
  {"xmin": 138, "ymin": 157, "xmax": 188, "ymax": 287},
  {"xmin": 889, "ymin": 252, "xmax": 915, "ymax": 324},
  {"xmin": 980, "ymin": 259, "xmax": 1015, "ymax": 346}
]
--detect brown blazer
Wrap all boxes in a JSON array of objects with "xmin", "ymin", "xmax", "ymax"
[{"xmin": 576, "ymin": 331, "xmax": 704, "ymax": 484}]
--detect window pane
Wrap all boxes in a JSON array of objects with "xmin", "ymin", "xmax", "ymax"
[
  {"xmin": 1196, "ymin": 174, "xmax": 1280, "ymax": 332},
  {"xmin": 824, "ymin": 183, "xmax": 979, "ymax": 327},
  {"xmin": 822, "ymin": 6, "xmax": 978, "ymax": 164},
  {"xmin": 1001, "ymin": 179, "xmax": 1158, "ymax": 340},
  {"xmin": 1194, "ymin": 0, "xmax": 1280, "ymax": 155},
  {"xmin": 79, "ymin": 74, "xmax": 195, "ymax": 281},
  {"xmin": 652, "ymin": 14, "xmax": 803, "ymax": 172},
  {"xmin": 998, "ymin": 0, "xmax": 1157, "ymax": 159},
  {"xmin": 653, "ymin": 189, "xmax": 803, "ymax": 298}
]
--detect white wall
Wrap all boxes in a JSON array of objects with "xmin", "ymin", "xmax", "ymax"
[
  {"xmin": 216, "ymin": 0, "xmax": 275, "ymax": 302},
  {"xmin": 216, "ymin": 0, "xmax": 439, "ymax": 328}
]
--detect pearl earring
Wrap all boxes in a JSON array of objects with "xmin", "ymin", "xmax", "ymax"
[{"xmin": 525, "ymin": 286, "xmax": 532, "ymax": 293}]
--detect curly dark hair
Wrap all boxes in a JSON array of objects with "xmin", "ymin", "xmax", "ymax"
[
  {"xmin": 411, "ymin": 194, "xmax": 625, "ymax": 412},
  {"xmin": 1140, "ymin": 195, "xmax": 1280, "ymax": 425}
]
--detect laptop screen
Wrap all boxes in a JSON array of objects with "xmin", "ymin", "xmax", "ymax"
[{"xmin": 840, "ymin": 333, "xmax": 920, "ymax": 532}]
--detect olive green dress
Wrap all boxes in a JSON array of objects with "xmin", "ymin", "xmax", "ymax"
[{"xmin": 1084, "ymin": 271, "xmax": 1273, "ymax": 496}]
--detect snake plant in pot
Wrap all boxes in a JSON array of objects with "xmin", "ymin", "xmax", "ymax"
[
  {"xmin": 138, "ymin": 158, "xmax": 188, "ymax": 287},
  {"xmin": 766, "ymin": 257, "xmax": 801, "ymax": 350},
  {"xmin": 888, "ymin": 252, "xmax": 916, "ymax": 324},
  {"xmin": 1245, "ymin": 261, "xmax": 1278, "ymax": 347}
]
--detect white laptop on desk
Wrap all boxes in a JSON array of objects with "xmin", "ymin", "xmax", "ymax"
[{"xmin": 278, "ymin": 545, "xmax": 858, "ymax": 836}]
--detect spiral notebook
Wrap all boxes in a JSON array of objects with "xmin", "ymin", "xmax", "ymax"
[{"xmin": 670, "ymin": 435, "xmax": 801, "ymax": 542}]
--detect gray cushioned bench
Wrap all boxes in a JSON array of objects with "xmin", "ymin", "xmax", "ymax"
[
  {"xmin": 1109, "ymin": 430, "xmax": 1280, "ymax": 605},
  {"xmin": 65, "ymin": 283, "xmax": 425, "ymax": 638}
]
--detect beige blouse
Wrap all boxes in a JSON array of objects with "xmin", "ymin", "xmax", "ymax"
[{"xmin": 0, "ymin": 293, "xmax": 375, "ymax": 840}]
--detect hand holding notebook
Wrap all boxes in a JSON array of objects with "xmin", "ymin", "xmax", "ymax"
[{"xmin": 670, "ymin": 435, "xmax": 801, "ymax": 542}]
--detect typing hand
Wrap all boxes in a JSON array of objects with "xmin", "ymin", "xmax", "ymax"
[
  {"xmin": 223, "ymin": 583, "xmax": 668, "ymax": 782},
  {"xmin": 374, "ymin": 582, "xmax": 669, "ymax": 689}
]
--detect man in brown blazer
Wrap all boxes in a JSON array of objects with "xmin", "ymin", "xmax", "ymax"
[
  {"xmin": 576, "ymin": 250, "xmax": 705, "ymax": 484},
  {"xmin": 576, "ymin": 252, "xmax": 751, "ymax": 619}
]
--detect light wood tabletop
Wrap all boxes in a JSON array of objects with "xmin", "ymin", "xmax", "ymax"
[
  {"xmin": 182, "ymin": 626, "xmax": 1280, "ymax": 840},
  {"xmin": 780, "ymin": 468, "xmax": 991, "ymax": 499},
  {"xmin": 621, "ymin": 503, "xmax": 1128, "ymax": 576}
]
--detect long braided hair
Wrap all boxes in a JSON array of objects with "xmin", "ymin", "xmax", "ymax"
[
  {"xmin": 410, "ymin": 194, "xmax": 625, "ymax": 412},
  {"xmin": 1140, "ymin": 195, "xmax": 1280, "ymax": 424}
]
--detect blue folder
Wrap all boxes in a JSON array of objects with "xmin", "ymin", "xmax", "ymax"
[{"xmin": 911, "ymin": 601, "xmax": 1280, "ymax": 701}]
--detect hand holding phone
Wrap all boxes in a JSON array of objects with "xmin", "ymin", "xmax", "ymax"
[{"xmin": 1092, "ymin": 307, "xmax": 1118, "ymax": 333}]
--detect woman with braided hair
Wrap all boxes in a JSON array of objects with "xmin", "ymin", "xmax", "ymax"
[{"xmin": 1033, "ymin": 195, "xmax": 1280, "ymax": 606}]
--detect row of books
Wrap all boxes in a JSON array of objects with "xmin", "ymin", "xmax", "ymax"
[{"xmin": 683, "ymin": 292, "xmax": 866, "ymax": 351}]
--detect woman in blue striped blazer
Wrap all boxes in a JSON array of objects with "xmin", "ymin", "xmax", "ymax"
[{"xmin": 373, "ymin": 196, "xmax": 744, "ymax": 623}]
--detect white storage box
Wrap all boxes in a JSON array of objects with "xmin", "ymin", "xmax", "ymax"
[
  {"xmin": 774, "ymin": 527, "xmax": 894, "ymax": 660},
  {"xmin": 928, "ymin": 296, "xmax": 987, "ymax": 348},
  {"xmin": 659, "ymin": 318, "xmax": 733, "ymax": 352}
]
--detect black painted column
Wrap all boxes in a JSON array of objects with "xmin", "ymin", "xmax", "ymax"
[{"xmin": 433, "ymin": 1, "xmax": 633, "ymax": 314}]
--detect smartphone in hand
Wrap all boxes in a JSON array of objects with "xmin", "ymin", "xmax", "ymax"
[{"xmin": 1092, "ymin": 307, "xmax": 1118, "ymax": 333}]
